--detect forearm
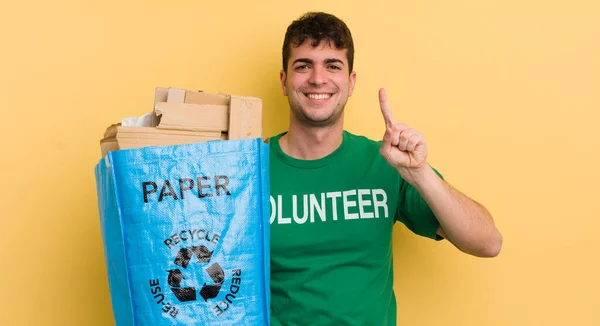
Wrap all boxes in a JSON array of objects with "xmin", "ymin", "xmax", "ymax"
[{"xmin": 408, "ymin": 165, "xmax": 503, "ymax": 257}]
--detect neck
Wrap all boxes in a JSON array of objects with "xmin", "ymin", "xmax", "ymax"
[{"xmin": 280, "ymin": 118, "xmax": 344, "ymax": 160}]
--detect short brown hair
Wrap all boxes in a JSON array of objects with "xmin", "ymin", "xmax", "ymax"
[{"xmin": 282, "ymin": 12, "xmax": 355, "ymax": 73}]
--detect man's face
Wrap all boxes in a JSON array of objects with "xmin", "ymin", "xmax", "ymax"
[{"xmin": 280, "ymin": 40, "xmax": 357, "ymax": 127}]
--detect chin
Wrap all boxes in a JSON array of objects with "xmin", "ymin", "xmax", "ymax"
[
  {"xmin": 289, "ymin": 101, "xmax": 344, "ymax": 127},
  {"xmin": 302, "ymin": 111, "xmax": 343, "ymax": 127}
]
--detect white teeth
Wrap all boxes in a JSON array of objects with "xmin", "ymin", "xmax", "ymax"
[{"xmin": 307, "ymin": 93, "xmax": 331, "ymax": 100}]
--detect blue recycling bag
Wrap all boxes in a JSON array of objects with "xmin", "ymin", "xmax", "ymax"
[{"xmin": 94, "ymin": 139, "xmax": 270, "ymax": 326}]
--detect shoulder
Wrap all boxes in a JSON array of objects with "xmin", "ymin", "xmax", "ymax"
[
  {"xmin": 343, "ymin": 130, "xmax": 382, "ymax": 151},
  {"xmin": 263, "ymin": 131, "xmax": 287, "ymax": 145}
]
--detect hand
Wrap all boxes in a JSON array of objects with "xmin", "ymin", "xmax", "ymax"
[{"xmin": 378, "ymin": 88, "xmax": 429, "ymax": 185}]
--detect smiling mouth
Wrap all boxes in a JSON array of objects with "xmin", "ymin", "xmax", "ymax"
[{"xmin": 305, "ymin": 93, "xmax": 332, "ymax": 100}]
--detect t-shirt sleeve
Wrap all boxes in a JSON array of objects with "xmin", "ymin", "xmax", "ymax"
[{"xmin": 395, "ymin": 167, "xmax": 444, "ymax": 241}]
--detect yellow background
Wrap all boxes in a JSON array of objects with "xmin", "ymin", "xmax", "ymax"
[{"xmin": 1, "ymin": 0, "xmax": 598, "ymax": 325}]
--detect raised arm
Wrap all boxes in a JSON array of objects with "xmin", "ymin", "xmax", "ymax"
[{"xmin": 378, "ymin": 88, "xmax": 502, "ymax": 257}]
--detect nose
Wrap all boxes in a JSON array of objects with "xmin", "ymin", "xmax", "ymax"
[{"xmin": 308, "ymin": 66, "xmax": 327, "ymax": 86}]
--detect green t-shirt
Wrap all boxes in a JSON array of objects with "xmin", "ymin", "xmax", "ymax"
[{"xmin": 268, "ymin": 130, "xmax": 443, "ymax": 326}]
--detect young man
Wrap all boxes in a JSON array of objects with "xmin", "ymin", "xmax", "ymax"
[{"xmin": 268, "ymin": 12, "xmax": 502, "ymax": 325}]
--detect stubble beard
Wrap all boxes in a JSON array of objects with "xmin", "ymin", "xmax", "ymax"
[{"xmin": 289, "ymin": 98, "xmax": 347, "ymax": 128}]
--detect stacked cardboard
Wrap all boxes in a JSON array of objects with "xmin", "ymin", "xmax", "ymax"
[{"xmin": 100, "ymin": 87, "xmax": 262, "ymax": 156}]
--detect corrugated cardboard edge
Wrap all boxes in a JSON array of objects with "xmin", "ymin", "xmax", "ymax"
[
  {"xmin": 184, "ymin": 90, "xmax": 230, "ymax": 106},
  {"xmin": 154, "ymin": 102, "xmax": 229, "ymax": 132},
  {"xmin": 99, "ymin": 126, "xmax": 226, "ymax": 157},
  {"xmin": 154, "ymin": 87, "xmax": 169, "ymax": 103},
  {"xmin": 167, "ymin": 88, "xmax": 186, "ymax": 103},
  {"xmin": 228, "ymin": 96, "xmax": 262, "ymax": 140}
]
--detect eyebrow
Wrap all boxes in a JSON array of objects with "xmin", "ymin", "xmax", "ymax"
[
  {"xmin": 325, "ymin": 58, "xmax": 344, "ymax": 65},
  {"xmin": 292, "ymin": 58, "xmax": 345, "ymax": 65}
]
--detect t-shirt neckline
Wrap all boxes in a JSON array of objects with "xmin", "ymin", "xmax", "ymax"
[{"xmin": 270, "ymin": 131, "xmax": 349, "ymax": 169}]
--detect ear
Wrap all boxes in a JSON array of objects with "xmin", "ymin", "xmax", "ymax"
[
  {"xmin": 280, "ymin": 70, "xmax": 288, "ymax": 96},
  {"xmin": 348, "ymin": 71, "xmax": 357, "ymax": 96}
]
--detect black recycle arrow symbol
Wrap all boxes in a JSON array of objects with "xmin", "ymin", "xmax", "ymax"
[
  {"xmin": 200, "ymin": 262, "xmax": 224, "ymax": 301},
  {"xmin": 167, "ymin": 246, "xmax": 225, "ymax": 303},
  {"xmin": 167, "ymin": 269, "xmax": 197, "ymax": 302},
  {"xmin": 174, "ymin": 245, "xmax": 212, "ymax": 268}
]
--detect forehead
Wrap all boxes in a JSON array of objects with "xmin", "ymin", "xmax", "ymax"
[{"xmin": 289, "ymin": 40, "xmax": 348, "ymax": 63}]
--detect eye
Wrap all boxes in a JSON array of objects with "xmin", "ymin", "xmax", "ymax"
[
  {"xmin": 328, "ymin": 65, "xmax": 342, "ymax": 70},
  {"xmin": 295, "ymin": 64, "xmax": 310, "ymax": 71}
]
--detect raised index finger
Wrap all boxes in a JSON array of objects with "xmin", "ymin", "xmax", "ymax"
[{"xmin": 379, "ymin": 88, "xmax": 395, "ymax": 128}]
